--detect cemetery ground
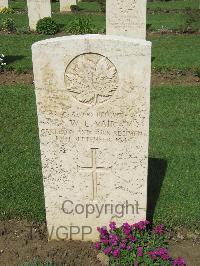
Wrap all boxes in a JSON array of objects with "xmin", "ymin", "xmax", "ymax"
[{"xmin": 0, "ymin": 0, "xmax": 200, "ymax": 265}]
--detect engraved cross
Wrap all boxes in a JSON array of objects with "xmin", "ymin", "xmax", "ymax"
[{"xmin": 77, "ymin": 148, "xmax": 112, "ymax": 201}]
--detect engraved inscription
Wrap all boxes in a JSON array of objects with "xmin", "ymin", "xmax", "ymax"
[
  {"xmin": 65, "ymin": 53, "xmax": 118, "ymax": 106},
  {"xmin": 117, "ymin": 0, "xmax": 136, "ymax": 13},
  {"xmin": 77, "ymin": 148, "xmax": 112, "ymax": 200}
]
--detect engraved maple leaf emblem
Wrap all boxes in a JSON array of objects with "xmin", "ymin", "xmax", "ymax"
[{"xmin": 65, "ymin": 54, "xmax": 118, "ymax": 105}]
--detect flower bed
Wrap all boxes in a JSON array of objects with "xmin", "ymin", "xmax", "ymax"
[{"xmin": 95, "ymin": 221, "xmax": 186, "ymax": 266}]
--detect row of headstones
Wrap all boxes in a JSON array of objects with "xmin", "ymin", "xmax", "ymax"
[
  {"xmin": 1, "ymin": 0, "xmax": 147, "ymax": 38},
  {"xmin": 0, "ymin": 0, "xmax": 80, "ymax": 11},
  {"xmin": 32, "ymin": 0, "xmax": 151, "ymax": 241},
  {"xmin": 28, "ymin": 0, "xmax": 84, "ymax": 30},
  {"xmin": 0, "ymin": 0, "xmax": 81, "ymax": 30}
]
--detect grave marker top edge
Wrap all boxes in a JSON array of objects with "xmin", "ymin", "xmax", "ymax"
[{"xmin": 31, "ymin": 34, "xmax": 152, "ymax": 49}]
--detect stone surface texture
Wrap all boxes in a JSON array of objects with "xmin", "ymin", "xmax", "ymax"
[
  {"xmin": 0, "ymin": 0, "xmax": 8, "ymax": 8},
  {"xmin": 32, "ymin": 35, "xmax": 151, "ymax": 241},
  {"xmin": 106, "ymin": 0, "xmax": 147, "ymax": 39},
  {"xmin": 27, "ymin": 0, "xmax": 51, "ymax": 31},
  {"xmin": 60, "ymin": 0, "xmax": 77, "ymax": 12}
]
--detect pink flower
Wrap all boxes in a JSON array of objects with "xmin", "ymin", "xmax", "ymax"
[
  {"xmin": 119, "ymin": 243, "xmax": 126, "ymax": 250},
  {"xmin": 153, "ymin": 224, "xmax": 164, "ymax": 235},
  {"xmin": 101, "ymin": 239, "xmax": 109, "ymax": 245},
  {"xmin": 148, "ymin": 248, "xmax": 170, "ymax": 261},
  {"xmin": 173, "ymin": 257, "xmax": 186, "ymax": 266},
  {"xmin": 109, "ymin": 234, "xmax": 119, "ymax": 241},
  {"xmin": 133, "ymin": 220, "xmax": 150, "ymax": 230},
  {"xmin": 109, "ymin": 221, "xmax": 116, "ymax": 231},
  {"xmin": 148, "ymin": 251, "xmax": 157, "ymax": 260},
  {"xmin": 127, "ymin": 245, "xmax": 133, "ymax": 251},
  {"xmin": 94, "ymin": 242, "xmax": 101, "ymax": 250},
  {"xmin": 125, "ymin": 234, "xmax": 137, "ymax": 243},
  {"xmin": 137, "ymin": 246, "xmax": 143, "ymax": 257},
  {"xmin": 130, "ymin": 235, "xmax": 137, "ymax": 242},
  {"xmin": 104, "ymin": 246, "xmax": 112, "ymax": 255},
  {"xmin": 97, "ymin": 226, "xmax": 108, "ymax": 236},
  {"xmin": 161, "ymin": 253, "xmax": 170, "ymax": 260},
  {"xmin": 112, "ymin": 248, "xmax": 120, "ymax": 257},
  {"xmin": 122, "ymin": 222, "xmax": 131, "ymax": 235},
  {"xmin": 109, "ymin": 233, "xmax": 119, "ymax": 246}
]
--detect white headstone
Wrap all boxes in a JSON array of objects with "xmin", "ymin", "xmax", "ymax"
[
  {"xmin": 60, "ymin": 0, "xmax": 77, "ymax": 12},
  {"xmin": 27, "ymin": 0, "xmax": 51, "ymax": 31},
  {"xmin": 32, "ymin": 35, "xmax": 151, "ymax": 241},
  {"xmin": 0, "ymin": 0, "xmax": 8, "ymax": 9},
  {"xmin": 106, "ymin": 0, "xmax": 147, "ymax": 39}
]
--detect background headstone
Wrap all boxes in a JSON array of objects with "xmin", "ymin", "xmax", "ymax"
[
  {"xmin": 60, "ymin": 0, "xmax": 77, "ymax": 12},
  {"xmin": 27, "ymin": 0, "xmax": 51, "ymax": 31},
  {"xmin": 0, "ymin": 0, "xmax": 8, "ymax": 9},
  {"xmin": 32, "ymin": 35, "xmax": 151, "ymax": 241},
  {"xmin": 106, "ymin": 0, "xmax": 147, "ymax": 39}
]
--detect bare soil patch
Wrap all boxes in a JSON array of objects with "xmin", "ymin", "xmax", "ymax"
[
  {"xmin": 0, "ymin": 220, "xmax": 199, "ymax": 266},
  {"xmin": 0, "ymin": 220, "xmax": 101, "ymax": 266},
  {"xmin": 147, "ymin": 8, "xmax": 199, "ymax": 14},
  {"xmin": 148, "ymin": 31, "xmax": 200, "ymax": 36},
  {"xmin": 151, "ymin": 70, "xmax": 200, "ymax": 86},
  {"xmin": 0, "ymin": 71, "xmax": 33, "ymax": 86},
  {"xmin": 0, "ymin": 70, "xmax": 199, "ymax": 87},
  {"xmin": 1, "ymin": 29, "xmax": 199, "ymax": 37},
  {"xmin": 169, "ymin": 241, "xmax": 200, "ymax": 266}
]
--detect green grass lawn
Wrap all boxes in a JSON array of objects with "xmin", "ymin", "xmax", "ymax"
[
  {"xmin": 147, "ymin": 0, "xmax": 199, "ymax": 10},
  {"xmin": 53, "ymin": 12, "xmax": 105, "ymax": 30},
  {"xmin": 0, "ymin": 35, "xmax": 46, "ymax": 72},
  {"xmin": 9, "ymin": 0, "xmax": 102, "ymax": 13},
  {"xmin": 0, "ymin": 34, "xmax": 199, "ymax": 72},
  {"xmin": 9, "ymin": 0, "xmax": 199, "ymax": 11},
  {"xmin": 78, "ymin": 1, "xmax": 102, "ymax": 12},
  {"xmin": 0, "ymin": 84, "xmax": 199, "ymax": 229},
  {"xmin": 147, "ymin": 12, "xmax": 186, "ymax": 30},
  {"xmin": 10, "ymin": 0, "xmax": 64, "ymax": 13},
  {"xmin": 0, "ymin": 85, "xmax": 45, "ymax": 222},
  {"xmin": 0, "ymin": 12, "xmax": 105, "ymax": 31},
  {"xmin": 9, "ymin": 0, "xmax": 26, "ymax": 10},
  {"xmin": 150, "ymin": 35, "xmax": 200, "ymax": 71},
  {"xmin": 149, "ymin": 85, "xmax": 200, "ymax": 228}
]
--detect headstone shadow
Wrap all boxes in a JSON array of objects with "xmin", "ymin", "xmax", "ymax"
[
  {"xmin": 147, "ymin": 158, "xmax": 168, "ymax": 223},
  {"xmin": 5, "ymin": 55, "xmax": 25, "ymax": 65}
]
